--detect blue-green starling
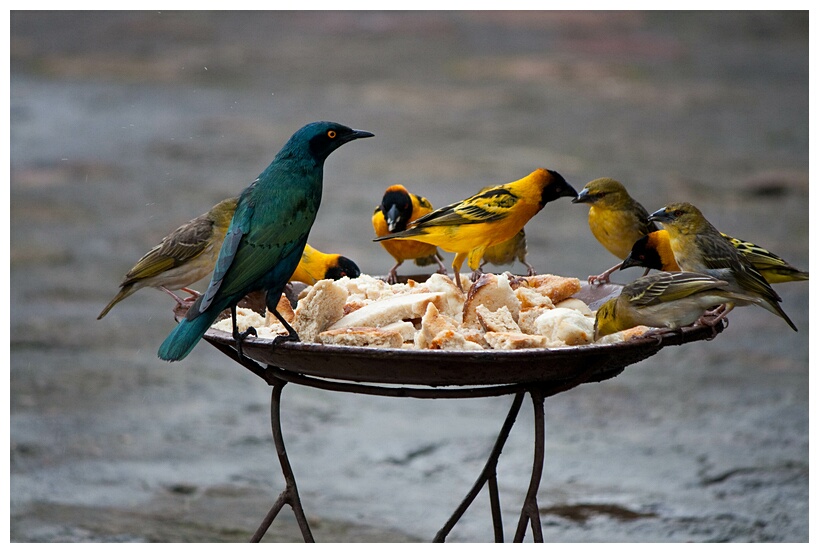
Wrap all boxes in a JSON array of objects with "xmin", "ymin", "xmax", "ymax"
[{"xmin": 158, "ymin": 121, "xmax": 373, "ymax": 361}]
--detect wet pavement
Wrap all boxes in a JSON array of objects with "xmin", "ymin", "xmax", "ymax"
[{"xmin": 10, "ymin": 11, "xmax": 809, "ymax": 542}]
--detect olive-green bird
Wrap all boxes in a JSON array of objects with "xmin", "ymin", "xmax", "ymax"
[
  {"xmin": 648, "ymin": 202, "xmax": 798, "ymax": 331},
  {"xmin": 98, "ymin": 196, "xmax": 238, "ymax": 320},
  {"xmin": 594, "ymin": 271, "xmax": 757, "ymax": 340}
]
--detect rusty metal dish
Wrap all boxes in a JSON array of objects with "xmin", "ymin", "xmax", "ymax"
[{"xmin": 200, "ymin": 278, "xmax": 723, "ymax": 388}]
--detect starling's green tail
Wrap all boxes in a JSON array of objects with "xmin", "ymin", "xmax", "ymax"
[{"xmin": 157, "ymin": 309, "xmax": 220, "ymax": 361}]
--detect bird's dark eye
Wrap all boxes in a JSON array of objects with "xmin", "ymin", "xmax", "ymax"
[
  {"xmin": 674, "ymin": 209, "xmax": 684, "ymax": 217},
  {"xmin": 327, "ymin": 130, "xmax": 337, "ymax": 139}
]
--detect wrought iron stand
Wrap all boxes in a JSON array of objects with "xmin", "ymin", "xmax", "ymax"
[{"xmin": 206, "ymin": 338, "xmax": 619, "ymax": 542}]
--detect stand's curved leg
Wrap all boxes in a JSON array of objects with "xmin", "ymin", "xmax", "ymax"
[
  {"xmin": 433, "ymin": 392, "xmax": 526, "ymax": 542},
  {"xmin": 513, "ymin": 388, "xmax": 545, "ymax": 542},
  {"xmin": 250, "ymin": 379, "xmax": 315, "ymax": 543}
]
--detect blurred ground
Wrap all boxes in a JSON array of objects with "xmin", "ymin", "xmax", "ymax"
[{"xmin": 9, "ymin": 11, "xmax": 809, "ymax": 542}]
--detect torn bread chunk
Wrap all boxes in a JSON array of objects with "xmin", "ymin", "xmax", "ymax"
[
  {"xmin": 317, "ymin": 327, "xmax": 404, "ymax": 349},
  {"xmin": 212, "ymin": 308, "xmax": 266, "ymax": 334},
  {"xmin": 292, "ymin": 279, "xmax": 349, "ymax": 343},
  {"xmin": 534, "ymin": 307, "xmax": 595, "ymax": 347},
  {"xmin": 476, "ymin": 304, "xmax": 521, "ymax": 333},
  {"xmin": 429, "ymin": 329, "xmax": 484, "ymax": 351},
  {"xmin": 555, "ymin": 297, "xmax": 593, "ymax": 316},
  {"xmin": 264, "ymin": 292, "xmax": 296, "ymax": 326},
  {"xmin": 414, "ymin": 273, "xmax": 465, "ymax": 321},
  {"xmin": 514, "ymin": 285, "xmax": 555, "ymax": 311},
  {"xmin": 595, "ymin": 325, "xmax": 652, "ymax": 344},
  {"xmin": 484, "ymin": 331, "xmax": 548, "ymax": 350},
  {"xmin": 415, "ymin": 302, "xmax": 460, "ymax": 349},
  {"xmin": 463, "ymin": 273, "xmax": 520, "ymax": 329},
  {"xmin": 522, "ymin": 274, "xmax": 581, "ymax": 304},
  {"xmin": 517, "ymin": 306, "xmax": 555, "ymax": 335}
]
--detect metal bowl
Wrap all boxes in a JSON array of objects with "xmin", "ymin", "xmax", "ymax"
[{"xmin": 201, "ymin": 277, "xmax": 722, "ymax": 388}]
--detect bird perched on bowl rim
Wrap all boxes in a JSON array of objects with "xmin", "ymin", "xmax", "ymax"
[
  {"xmin": 372, "ymin": 184, "xmax": 447, "ymax": 284},
  {"xmin": 289, "ymin": 243, "xmax": 361, "ymax": 285},
  {"xmin": 98, "ymin": 196, "xmax": 239, "ymax": 320},
  {"xmin": 157, "ymin": 121, "xmax": 373, "ymax": 362},
  {"xmin": 571, "ymin": 177, "xmax": 659, "ymax": 285},
  {"xmin": 621, "ymin": 229, "xmax": 809, "ymax": 285},
  {"xmin": 648, "ymin": 202, "xmax": 797, "ymax": 331},
  {"xmin": 593, "ymin": 270, "xmax": 757, "ymax": 340},
  {"xmin": 374, "ymin": 168, "xmax": 577, "ymax": 291}
]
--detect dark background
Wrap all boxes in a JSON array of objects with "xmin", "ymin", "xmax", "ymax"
[{"xmin": 10, "ymin": 11, "xmax": 808, "ymax": 542}]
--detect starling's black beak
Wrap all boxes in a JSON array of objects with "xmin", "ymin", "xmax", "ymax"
[{"xmin": 344, "ymin": 129, "xmax": 375, "ymax": 143}]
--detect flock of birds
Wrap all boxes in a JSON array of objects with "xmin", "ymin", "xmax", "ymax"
[{"xmin": 97, "ymin": 121, "xmax": 808, "ymax": 361}]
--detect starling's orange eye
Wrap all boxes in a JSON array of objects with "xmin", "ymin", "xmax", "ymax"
[{"xmin": 327, "ymin": 130, "xmax": 337, "ymax": 139}]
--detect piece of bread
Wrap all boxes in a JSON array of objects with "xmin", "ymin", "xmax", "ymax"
[
  {"xmin": 414, "ymin": 273, "xmax": 465, "ymax": 321},
  {"xmin": 328, "ymin": 291, "xmax": 444, "ymax": 331},
  {"xmin": 264, "ymin": 292, "xmax": 296, "ymax": 326},
  {"xmin": 292, "ymin": 279, "xmax": 349, "ymax": 342},
  {"xmin": 415, "ymin": 302, "xmax": 459, "ymax": 349},
  {"xmin": 517, "ymin": 306, "xmax": 554, "ymax": 335},
  {"xmin": 533, "ymin": 307, "xmax": 595, "ymax": 347},
  {"xmin": 212, "ymin": 307, "xmax": 266, "ymax": 334},
  {"xmin": 595, "ymin": 325, "xmax": 652, "ymax": 344},
  {"xmin": 555, "ymin": 297, "xmax": 593, "ymax": 316},
  {"xmin": 514, "ymin": 285, "xmax": 555, "ymax": 311},
  {"xmin": 521, "ymin": 274, "xmax": 581, "ymax": 304},
  {"xmin": 429, "ymin": 329, "xmax": 484, "ymax": 351},
  {"xmin": 463, "ymin": 273, "xmax": 520, "ymax": 329},
  {"xmin": 484, "ymin": 331, "xmax": 548, "ymax": 350},
  {"xmin": 380, "ymin": 320, "xmax": 417, "ymax": 343},
  {"xmin": 476, "ymin": 304, "xmax": 521, "ymax": 333},
  {"xmin": 317, "ymin": 327, "xmax": 404, "ymax": 348}
]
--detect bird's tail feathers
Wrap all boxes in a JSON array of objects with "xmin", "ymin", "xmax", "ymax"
[
  {"xmin": 97, "ymin": 284, "xmax": 136, "ymax": 320},
  {"xmin": 157, "ymin": 309, "xmax": 221, "ymax": 361}
]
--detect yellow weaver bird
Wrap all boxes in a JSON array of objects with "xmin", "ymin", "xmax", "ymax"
[
  {"xmin": 374, "ymin": 168, "xmax": 577, "ymax": 290},
  {"xmin": 98, "ymin": 196, "xmax": 239, "ymax": 320},
  {"xmin": 480, "ymin": 229, "xmax": 536, "ymax": 276},
  {"xmin": 594, "ymin": 271, "xmax": 757, "ymax": 340},
  {"xmin": 289, "ymin": 244, "xmax": 361, "ymax": 285},
  {"xmin": 648, "ymin": 202, "xmax": 797, "ymax": 331},
  {"xmin": 572, "ymin": 177, "xmax": 659, "ymax": 285},
  {"xmin": 621, "ymin": 230, "xmax": 809, "ymax": 285},
  {"xmin": 373, "ymin": 184, "xmax": 447, "ymax": 284}
]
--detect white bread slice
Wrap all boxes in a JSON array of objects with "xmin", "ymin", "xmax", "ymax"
[{"xmin": 327, "ymin": 292, "xmax": 444, "ymax": 331}]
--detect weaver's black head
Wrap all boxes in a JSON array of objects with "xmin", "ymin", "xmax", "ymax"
[
  {"xmin": 540, "ymin": 169, "xmax": 579, "ymax": 205},
  {"xmin": 620, "ymin": 234, "xmax": 662, "ymax": 271},
  {"xmin": 325, "ymin": 256, "xmax": 361, "ymax": 280},
  {"xmin": 380, "ymin": 185, "xmax": 414, "ymax": 233}
]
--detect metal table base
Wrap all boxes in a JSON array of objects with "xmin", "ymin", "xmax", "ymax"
[{"xmin": 207, "ymin": 339, "xmax": 623, "ymax": 542}]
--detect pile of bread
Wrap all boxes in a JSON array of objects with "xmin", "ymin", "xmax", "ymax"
[{"xmin": 212, "ymin": 273, "xmax": 649, "ymax": 350}]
